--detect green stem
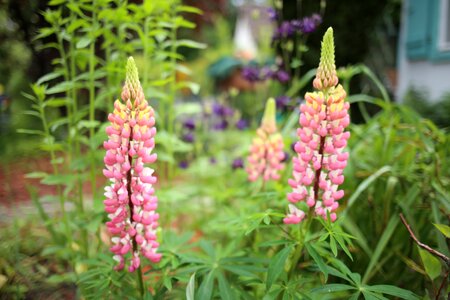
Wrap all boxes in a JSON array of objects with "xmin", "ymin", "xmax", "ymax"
[
  {"xmin": 55, "ymin": 27, "xmax": 73, "ymax": 161},
  {"xmin": 136, "ymin": 264, "xmax": 145, "ymax": 299},
  {"xmin": 288, "ymin": 207, "xmax": 314, "ymax": 279},
  {"xmin": 167, "ymin": 9, "xmax": 178, "ymax": 180},
  {"xmin": 38, "ymin": 94, "xmax": 72, "ymax": 250},
  {"xmin": 88, "ymin": 2, "xmax": 98, "ymax": 204},
  {"xmin": 143, "ymin": 17, "xmax": 150, "ymax": 88},
  {"xmin": 68, "ymin": 8, "xmax": 88, "ymax": 257},
  {"xmin": 126, "ymin": 126, "xmax": 146, "ymax": 299}
]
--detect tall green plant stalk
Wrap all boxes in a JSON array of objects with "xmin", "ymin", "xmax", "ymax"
[
  {"xmin": 67, "ymin": 6, "xmax": 89, "ymax": 256},
  {"xmin": 35, "ymin": 87, "xmax": 73, "ymax": 250},
  {"xmin": 88, "ymin": 0, "xmax": 98, "ymax": 205},
  {"xmin": 167, "ymin": 7, "xmax": 178, "ymax": 180},
  {"xmin": 54, "ymin": 24, "xmax": 74, "ymax": 161}
]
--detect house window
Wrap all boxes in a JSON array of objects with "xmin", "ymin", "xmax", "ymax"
[{"xmin": 439, "ymin": 0, "xmax": 450, "ymax": 51}]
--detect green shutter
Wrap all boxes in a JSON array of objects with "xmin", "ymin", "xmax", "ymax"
[{"xmin": 406, "ymin": 0, "xmax": 431, "ymax": 59}]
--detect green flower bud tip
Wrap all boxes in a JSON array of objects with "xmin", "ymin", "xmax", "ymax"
[
  {"xmin": 122, "ymin": 56, "xmax": 145, "ymax": 105},
  {"xmin": 262, "ymin": 98, "xmax": 277, "ymax": 133},
  {"xmin": 126, "ymin": 56, "xmax": 140, "ymax": 91},
  {"xmin": 313, "ymin": 27, "xmax": 339, "ymax": 90}
]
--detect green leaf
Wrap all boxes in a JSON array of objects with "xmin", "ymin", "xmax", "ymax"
[
  {"xmin": 433, "ymin": 223, "xmax": 450, "ymax": 238},
  {"xmin": 362, "ymin": 215, "xmax": 399, "ymax": 284},
  {"xmin": 46, "ymin": 81, "xmax": 75, "ymax": 94},
  {"xmin": 77, "ymin": 120, "xmax": 100, "ymax": 130},
  {"xmin": 175, "ymin": 39, "xmax": 207, "ymax": 49},
  {"xmin": 418, "ymin": 248, "xmax": 441, "ymax": 280},
  {"xmin": 312, "ymin": 283, "xmax": 355, "ymax": 292},
  {"xmin": 175, "ymin": 82, "xmax": 200, "ymax": 95},
  {"xmin": 45, "ymin": 98, "xmax": 69, "ymax": 107},
  {"xmin": 176, "ymin": 5, "xmax": 202, "ymax": 14},
  {"xmin": 266, "ymin": 245, "xmax": 293, "ymax": 291},
  {"xmin": 37, "ymin": 72, "xmax": 63, "ymax": 85},
  {"xmin": 49, "ymin": 0, "xmax": 66, "ymax": 5},
  {"xmin": 342, "ymin": 216, "xmax": 373, "ymax": 257},
  {"xmin": 35, "ymin": 27, "xmax": 56, "ymax": 40},
  {"xmin": 362, "ymin": 290, "xmax": 388, "ymax": 300},
  {"xmin": 217, "ymin": 272, "xmax": 233, "ymax": 300},
  {"xmin": 76, "ymin": 36, "xmax": 92, "ymax": 49},
  {"xmin": 334, "ymin": 234, "xmax": 353, "ymax": 260},
  {"xmin": 196, "ymin": 270, "xmax": 215, "ymax": 300},
  {"xmin": 17, "ymin": 129, "xmax": 45, "ymax": 136},
  {"xmin": 41, "ymin": 174, "xmax": 77, "ymax": 185},
  {"xmin": 305, "ymin": 243, "xmax": 328, "ymax": 281},
  {"xmin": 366, "ymin": 285, "xmax": 420, "ymax": 299},
  {"xmin": 25, "ymin": 172, "xmax": 49, "ymax": 179},
  {"xmin": 346, "ymin": 166, "xmax": 391, "ymax": 210},
  {"xmin": 329, "ymin": 236, "xmax": 338, "ymax": 257}
]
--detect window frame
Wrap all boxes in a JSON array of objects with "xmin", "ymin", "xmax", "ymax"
[{"xmin": 438, "ymin": 0, "xmax": 450, "ymax": 51}]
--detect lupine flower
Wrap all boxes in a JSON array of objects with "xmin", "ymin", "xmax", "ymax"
[
  {"xmin": 183, "ymin": 118, "xmax": 196, "ymax": 130},
  {"xmin": 212, "ymin": 103, "xmax": 234, "ymax": 116},
  {"xmin": 236, "ymin": 119, "xmax": 248, "ymax": 130},
  {"xmin": 246, "ymin": 98, "xmax": 285, "ymax": 182},
  {"xmin": 275, "ymin": 95, "xmax": 291, "ymax": 110},
  {"xmin": 242, "ymin": 66, "xmax": 261, "ymax": 82},
  {"xmin": 212, "ymin": 103, "xmax": 223, "ymax": 116},
  {"xmin": 275, "ymin": 70, "xmax": 290, "ymax": 83},
  {"xmin": 213, "ymin": 119, "xmax": 228, "ymax": 131},
  {"xmin": 103, "ymin": 57, "xmax": 161, "ymax": 272},
  {"xmin": 260, "ymin": 66, "xmax": 276, "ymax": 80},
  {"xmin": 285, "ymin": 28, "xmax": 350, "ymax": 224},
  {"xmin": 272, "ymin": 13, "xmax": 322, "ymax": 41},
  {"xmin": 267, "ymin": 7, "xmax": 277, "ymax": 21},
  {"xmin": 179, "ymin": 160, "xmax": 189, "ymax": 169},
  {"xmin": 182, "ymin": 132, "xmax": 195, "ymax": 143},
  {"xmin": 232, "ymin": 158, "xmax": 244, "ymax": 170}
]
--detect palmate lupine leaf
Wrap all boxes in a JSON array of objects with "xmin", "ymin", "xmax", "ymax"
[{"xmin": 266, "ymin": 245, "xmax": 293, "ymax": 291}]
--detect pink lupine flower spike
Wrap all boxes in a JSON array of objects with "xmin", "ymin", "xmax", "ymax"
[
  {"xmin": 285, "ymin": 27, "xmax": 350, "ymax": 224},
  {"xmin": 246, "ymin": 98, "xmax": 285, "ymax": 182},
  {"xmin": 104, "ymin": 57, "xmax": 161, "ymax": 272}
]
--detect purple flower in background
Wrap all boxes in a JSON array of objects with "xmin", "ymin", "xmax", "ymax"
[
  {"xmin": 276, "ymin": 70, "xmax": 290, "ymax": 83},
  {"xmin": 275, "ymin": 96, "xmax": 291, "ymax": 109},
  {"xmin": 281, "ymin": 151, "xmax": 290, "ymax": 163},
  {"xmin": 213, "ymin": 119, "xmax": 228, "ymax": 130},
  {"xmin": 232, "ymin": 158, "xmax": 244, "ymax": 169},
  {"xmin": 277, "ymin": 21, "xmax": 295, "ymax": 38},
  {"xmin": 223, "ymin": 107, "xmax": 234, "ymax": 117},
  {"xmin": 212, "ymin": 102, "xmax": 233, "ymax": 117},
  {"xmin": 267, "ymin": 7, "xmax": 277, "ymax": 21},
  {"xmin": 290, "ymin": 141, "xmax": 296, "ymax": 152},
  {"xmin": 272, "ymin": 13, "xmax": 322, "ymax": 41},
  {"xmin": 260, "ymin": 66, "xmax": 275, "ymax": 80},
  {"xmin": 242, "ymin": 66, "xmax": 261, "ymax": 82},
  {"xmin": 311, "ymin": 14, "xmax": 322, "ymax": 25},
  {"xmin": 210, "ymin": 157, "xmax": 217, "ymax": 164},
  {"xmin": 183, "ymin": 118, "xmax": 196, "ymax": 130},
  {"xmin": 179, "ymin": 161, "xmax": 189, "ymax": 169},
  {"xmin": 300, "ymin": 14, "xmax": 322, "ymax": 34},
  {"xmin": 212, "ymin": 103, "xmax": 225, "ymax": 116},
  {"xmin": 236, "ymin": 119, "xmax": 248, "ymax": 130},
  {"xmin": 291, "ymin": 19, "xmax": 302, "ymax": 31},
  {"xmin": 182, "ymin": 132, "xmax": 195, "ymax": 143}
]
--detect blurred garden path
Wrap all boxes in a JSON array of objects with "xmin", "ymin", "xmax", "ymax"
[{"xmin": 0, "ymin": 156, "xmax": 102, "ymax": 223}]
